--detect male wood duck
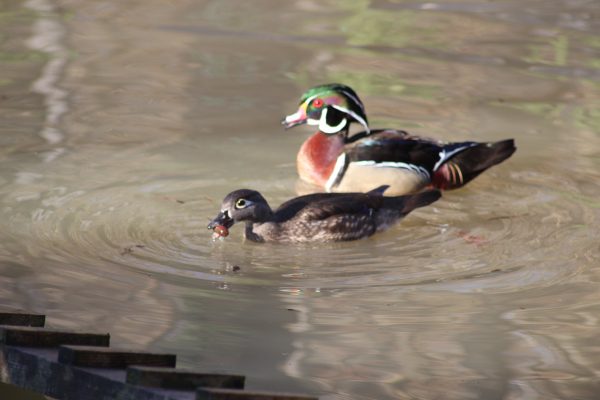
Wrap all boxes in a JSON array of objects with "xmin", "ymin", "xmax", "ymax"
[
  {"xmin": 207, "ymin": 186, "xmax": 441, "ymax": 243},
  {"xmin": 282, "ymin": 83, "xmax": 516, "ymax": 195}
]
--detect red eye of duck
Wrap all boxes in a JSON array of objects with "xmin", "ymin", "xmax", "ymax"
[{"xmin": 312, "ymin": 98, "xmax": 324, "ymax": 108}]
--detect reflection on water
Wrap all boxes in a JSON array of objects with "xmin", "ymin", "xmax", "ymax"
[
  {"xmin": 26, "ymin": 0, "xmax": 68, "ymax": 157},
  {"xmin": 1, "ymin": 0, "xmax": 600, "ymax": 398}
]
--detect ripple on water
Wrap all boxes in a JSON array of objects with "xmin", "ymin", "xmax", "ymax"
[{"xmin": 8, "ymin": 164, "xmax": 597, "ymax": 299}]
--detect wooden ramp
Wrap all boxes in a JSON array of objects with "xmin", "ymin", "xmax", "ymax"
[{"xmin": 0, "ymin": 311, "xmax": 317, "ymax": 400}]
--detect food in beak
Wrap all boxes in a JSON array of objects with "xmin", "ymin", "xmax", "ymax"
[{"xmin": 211, "ymin": 224, "xmax": 229, "ymax": 239}]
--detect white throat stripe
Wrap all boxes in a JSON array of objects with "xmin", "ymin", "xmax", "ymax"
[
  {"xmin": 331, "ymin": 104, "xmax": 369, "ymax": 133},
  {"xmin": 319, "ymin": 107, "xmax": 347, "ymax": 134},
  {"xmin": 325, "ymin": 153, "xmax": 347, "ymax": 192}
]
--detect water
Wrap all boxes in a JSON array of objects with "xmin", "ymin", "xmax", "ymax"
[{"xmin": 1, "ymin": 0, "xmax": 599, "ymax": 399}]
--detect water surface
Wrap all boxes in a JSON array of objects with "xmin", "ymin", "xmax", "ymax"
[{"xmin": 1, "ymin": 0, "xmax": 599, "ymax": 399}]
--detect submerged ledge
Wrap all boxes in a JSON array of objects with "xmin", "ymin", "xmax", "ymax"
[{"xmin": 0, "ymin": 310, "xmax": 317, "ymax": 400}]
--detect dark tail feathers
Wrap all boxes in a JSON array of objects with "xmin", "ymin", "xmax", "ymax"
[
  {"xmin": 367, "ymin": 185, "xmax": 390, "ymax": 196},
  {"xmin": 433, "ymin": 139, "xmax": 516, "ymax": 190}
]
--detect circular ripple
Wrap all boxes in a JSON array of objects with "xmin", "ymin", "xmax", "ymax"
[{"xmin": 5, "ymin": 165, "xmax": 598, "ymax": 296}]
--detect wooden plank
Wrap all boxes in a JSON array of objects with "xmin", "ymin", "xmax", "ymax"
[
  {"xmin": 2, "ymin": 345, "xmax": 172, "ymax": 400},
  {"xmin": 0, "ymin": 312, "xmax": 45, "ymax": 327},
  {"xmin": 127, "ymin": 365, "xmax": 245, "ymax": 390},
  {"xmin": 58, "ymin": 345, "xmax": 176, "ymax": 368},
  {"xmin": 197, "ymin": 387, "xmax": 318, "ymax": 400},
  {"xmin": 0, "ymin": 326, "xmax": 109, "ymax": 347}
]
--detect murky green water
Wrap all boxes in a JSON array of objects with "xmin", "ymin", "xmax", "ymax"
[{"xmin": 1, "ymin": 0, "xmax": 600, "ymax": 399}]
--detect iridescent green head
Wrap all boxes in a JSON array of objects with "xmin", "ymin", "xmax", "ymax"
[{"xmin": 282, "ymin": 83, "xmax": 369, "ymax": 135}]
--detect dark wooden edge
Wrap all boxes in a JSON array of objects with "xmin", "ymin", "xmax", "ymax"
[
  {"xmin": 197, "ymin": 387, "xmax": 318, "ymax": 400},
  {"xmin": 0, "ymin": 326, "xmax": 110, "ymax": 348},
  {"xmin": 127, "ymin": 365, "xmax": 245, "ymax": 390},
  {"xmin": 58, "ymin": 345, "xmax": 176, "ymax": 368},
  {"xmin": 0, "ymin": 312, "xmax": 45, "ymax": 327}
]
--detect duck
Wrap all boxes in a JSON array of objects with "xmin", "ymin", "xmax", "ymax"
[
  {"xmin": 282, "ymin": 83, "xmax": 516, "ymax": 195},
  {"xmin": 207, "ymin": 186, "xmax": 441, "ymax": 243}
]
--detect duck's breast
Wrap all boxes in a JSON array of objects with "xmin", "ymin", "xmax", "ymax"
[{"xmin": 297, "ymin": 132, "xmax": 345, "ymax": 187}]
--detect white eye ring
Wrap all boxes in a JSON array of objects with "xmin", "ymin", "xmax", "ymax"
[{"xmin": 235, "ymin": 198, "xmax": 248, "ymax": 209}]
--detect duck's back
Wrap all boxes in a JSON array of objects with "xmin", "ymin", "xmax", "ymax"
[{"xmin": 251, "ymin": 190, "xmax": 440, "ymax": 243}]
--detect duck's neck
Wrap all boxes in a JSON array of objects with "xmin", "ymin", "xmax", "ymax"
[
  {"xmin": 297, "ymin": 132, "xmax": 345, "ymax": 187},
  {"xmin": 244, "ymin": 222, "xmax": 264, "ymax": 243},
  {"xmin": 243, "ymin": 205, "xmax": 273, "ymax": 242}
]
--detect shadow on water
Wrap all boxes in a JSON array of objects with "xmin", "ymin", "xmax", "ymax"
[
  {"xmin": 0, "ymin": 0, "xmax": 600, "ymax": 399},
  {"xmin": 0, "ymin": 382, "xmax": 53, "ymax": 400}
]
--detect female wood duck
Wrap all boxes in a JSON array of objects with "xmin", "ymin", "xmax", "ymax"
[
  {"xmin": 207, "ymin": 186, "xmax": 441, "ymax": 243},
  {"xmin": 282, "ymin": 83, "xmax": 516, "ymax": 195}
]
